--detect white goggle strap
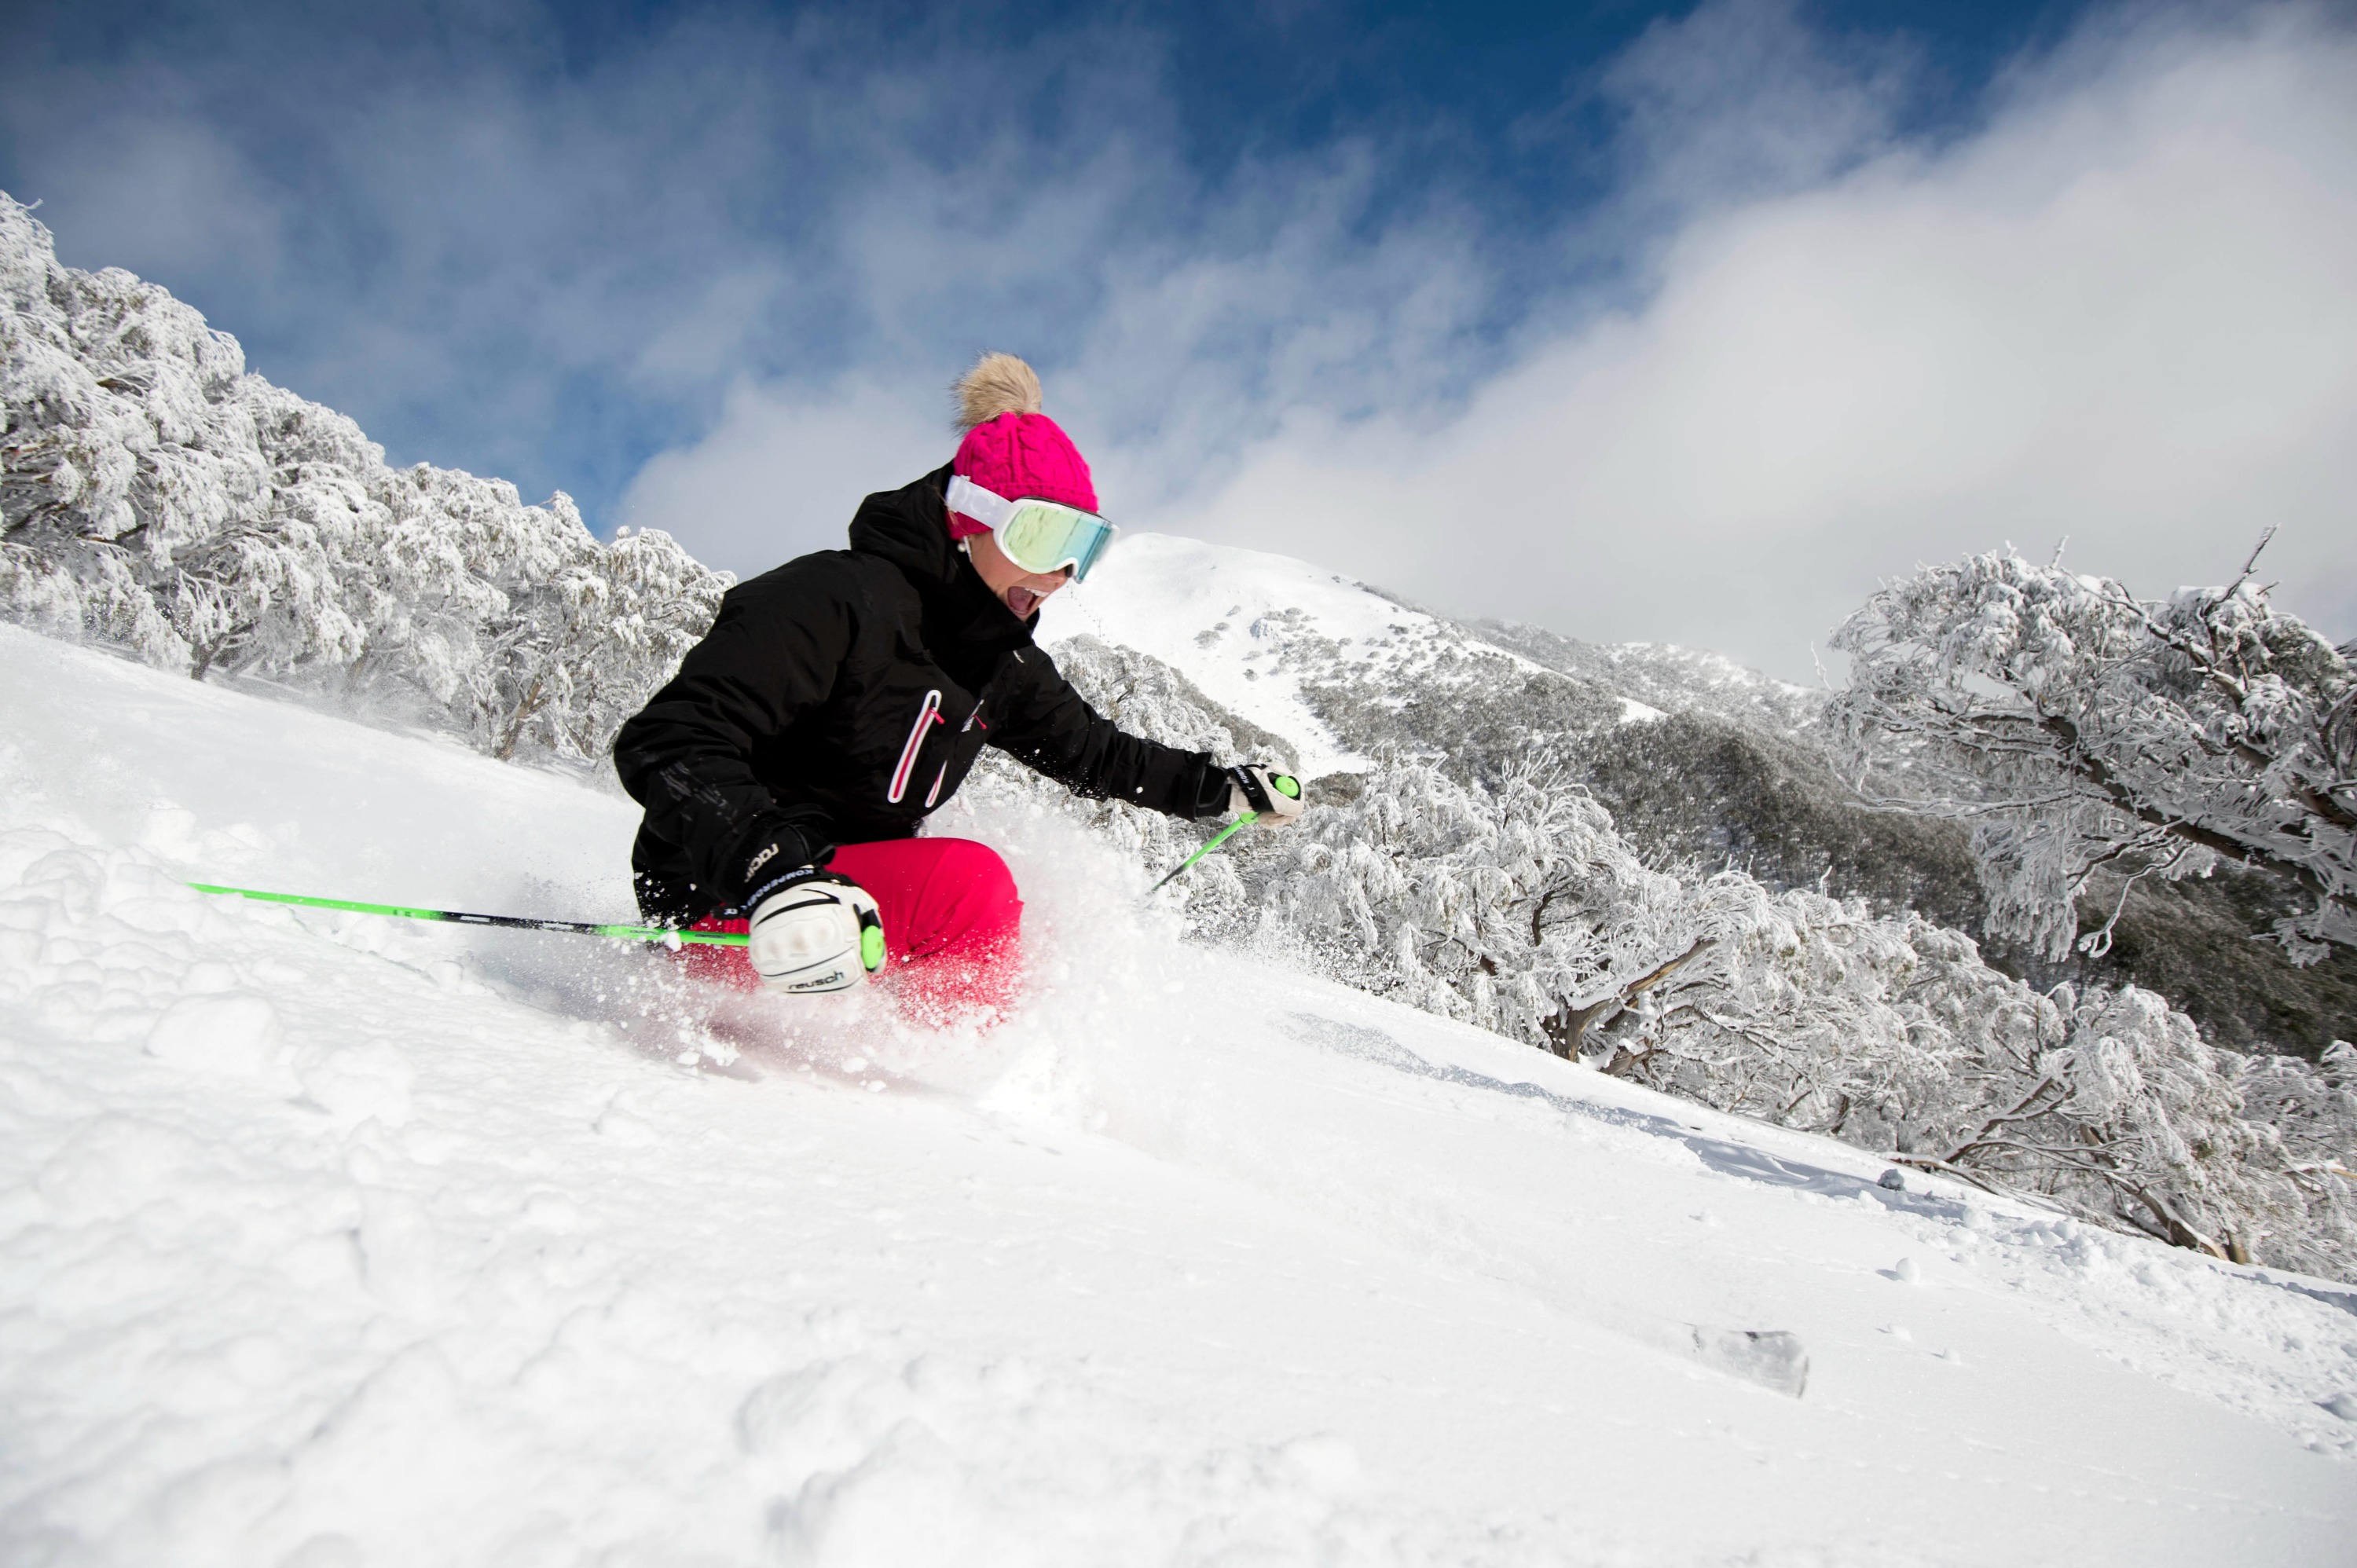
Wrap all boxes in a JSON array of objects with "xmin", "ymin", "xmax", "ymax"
[{"xmin": 945, "ymin": 474, "xmax": 1016, "ymax": 533}]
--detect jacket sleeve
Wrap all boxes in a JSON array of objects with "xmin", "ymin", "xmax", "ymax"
[
  {"xmin": 987, "ymin": 646, "xmax": 1229, "ymax": 818},
  {"xmin": 612, "ymin": 571, "xmax": 855, "ymax": 903}
]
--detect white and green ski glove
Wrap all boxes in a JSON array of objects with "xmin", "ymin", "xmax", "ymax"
[
  {"xmin": 745, "ymin": 868, "xmax": 885, "ymax": 994},
  {"xmin": 1226, "ymin": 764, "xmax": 1305, "ymax": 828}
]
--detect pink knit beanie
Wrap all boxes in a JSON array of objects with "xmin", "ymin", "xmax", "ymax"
[{"xmin": 946, "ymin": 354, "xmax": 1097, "ymax": 540}]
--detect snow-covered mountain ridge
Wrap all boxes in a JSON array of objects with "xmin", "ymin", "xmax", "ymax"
[
  {"xmin": 1045, "ymin": 532, "xmax": 1824, "ymax": 767},
  {"xmin": 5, "ymin": 618, "xmax": 2356, "ymax": 1565},
  {"xmin": 1468, "ymin": 618, "xmax": 1827, "ymax": 735},
  {"xmin": 1045, "ymin": 531, "xmax": 1630, "ymax": 775}
]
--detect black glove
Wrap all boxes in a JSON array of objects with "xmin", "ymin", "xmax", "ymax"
[{"xmin": 725, "ymin": 819, "xmax": 834, "ymax": 911}]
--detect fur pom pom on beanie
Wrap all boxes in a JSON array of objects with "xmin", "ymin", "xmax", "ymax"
[
  {"xmin": 954, "ymin": 353, "xmax": 1042, "ymax": 432},
  {"xmin": 947, "ymin": 353, "xmax": 1097, "ymax": 540}
]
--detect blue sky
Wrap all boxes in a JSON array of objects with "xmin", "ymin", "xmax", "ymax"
[{"xmin": 5, "ymin": 1, "xmax": 2352, "ymax": 678}]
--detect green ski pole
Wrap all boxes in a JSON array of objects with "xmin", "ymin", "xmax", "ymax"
[
  {"xmin": 1149, "ymin": 811, "xmax": 1256, "ymax": 893},
  {"xmin": 187, "ymin": 883, "xmax": 748, "ymax": 947},
  {"xmin": 1148, "ymin": 768, "xmax": 1304, "ymax": 893}
]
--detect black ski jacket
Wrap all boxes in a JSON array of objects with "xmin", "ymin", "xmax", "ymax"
[{"xmin": 613, "ymin": 463, "xmax": 1227, "ymax": 922}]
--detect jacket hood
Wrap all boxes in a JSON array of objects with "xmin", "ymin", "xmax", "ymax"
[{"xmin": 847, "ymin": 463, "xmax": 1036, "ymax": 671}]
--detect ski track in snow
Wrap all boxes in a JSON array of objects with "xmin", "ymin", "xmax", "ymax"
[{"xmin": 2, "ymin": 621, "xmax": 2355, "ymax": 1567}]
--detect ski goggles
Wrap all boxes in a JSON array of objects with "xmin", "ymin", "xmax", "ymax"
[{"xmin": 946, "ymin": 474, "xmax": 1119, "ymax": 581}]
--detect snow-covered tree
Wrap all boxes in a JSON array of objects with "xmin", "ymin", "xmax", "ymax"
[
  {"xmin": 1827, "ymin": 544, "xmax": 2356, "ymax": 964},
  {"xmin": 476, "ymin": 521, "xmax": 729, "ymax": 762},
  {"xmin": 0, "ymin": 193, "xmax": 730, "ymax": 764},
  {"xmin": 999, "ymin": 643, "xmax": 2356, "ymax": 1276},
  {"xmin": 1519, "ymin": 860, "xmax": 2355, "ymax": 1276},
  {"xmin": 1249, "ymin": 751, "xmax": 1673, "ymax": 1037}
]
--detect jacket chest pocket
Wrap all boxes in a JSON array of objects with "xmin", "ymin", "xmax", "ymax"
[
  {"xmin": 885, "ymin": 691, "xmax": 992, "ymax": 811},
  {"xmin": 886, "ymin": 689, "xmax": 945, "ymax": 804}
]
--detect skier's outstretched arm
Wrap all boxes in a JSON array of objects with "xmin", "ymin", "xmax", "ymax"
[
  {"xmin": 986, "ymin": 647, "xmax": 1231, "ymax": 818},
  {"xmin": 613, "ymin": 572, "xmax": 855, "ymax": 904}
]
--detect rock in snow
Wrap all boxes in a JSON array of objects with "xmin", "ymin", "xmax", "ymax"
[
  {"xmin": 1687, "ymin": 1328, "xmax": 1809, "ymax": 1399},
  {"xmin": 2, "ymin": 619, "xmax": 2355, "ymax": 1563}
]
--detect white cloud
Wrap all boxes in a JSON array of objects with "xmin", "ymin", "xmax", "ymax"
[
  {"xmin": 1594, "ymin": 0, "xmax": 1915, "ymax": 218},
  {"xmin": 618, "ymin": 4, "xmax": 2356, "ymax": 679},
  {"xmin": 1160, "ymin": 5, "xmax": 2357, "ymax": 680},
  {"xmin": 28, "ymin": 0, "xmax": 2345, "ymax": 680},
  {"xmin": 621, "ymin": 133, "xmax": 1502, "ymax": 577},
  {"xmin": 632, "ymin": 269, "xmax": 787, "ymax": 390},
  {"xmin": 620, "ymin": 377, "xmax": 951, "ymax": 567},
  {"xmin": 0, "ymin": 89, "xmax": 282, "ymax": 286}
]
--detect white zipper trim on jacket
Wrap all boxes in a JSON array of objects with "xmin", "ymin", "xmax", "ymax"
[{"xmin": 887, "ymin": 689, "xmax": 942, "ymax": 804}]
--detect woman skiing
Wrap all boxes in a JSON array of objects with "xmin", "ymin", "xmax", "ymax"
[{"xmin": 613, "ymin": 354, "xmax": 1301, "ymax": 1020}]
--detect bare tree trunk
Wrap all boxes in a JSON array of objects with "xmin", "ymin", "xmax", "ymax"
[
  {"xmin": 1545, "ymin": 936, "xmax": 1714, "ymax": 1059},
  {"xmin": 189, "ymin": 619, "xmax": 254, "ymax": 682},
  {"xmin": 493, "ymin": 672, "xmax": 548, "ymax": 762}
]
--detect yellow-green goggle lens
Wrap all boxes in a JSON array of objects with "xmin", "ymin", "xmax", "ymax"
[{"xmin": 1000, "ymin": 502, "xmax": 1115, "ymax": 581}]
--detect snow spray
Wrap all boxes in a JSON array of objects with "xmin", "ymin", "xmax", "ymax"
[{"xmin": 187, "ymin": 883, "xmax": 746, "ymax": 947}]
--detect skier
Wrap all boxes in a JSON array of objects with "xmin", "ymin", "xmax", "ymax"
[{"xmin": 612, "ymin": 354, "xmax": 1303, "ymax": 1020}]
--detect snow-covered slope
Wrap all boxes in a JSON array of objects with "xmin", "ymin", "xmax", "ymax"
[{"xmin": 3, "ymin": 620, "xmax": 2355, "ymax": 1566}]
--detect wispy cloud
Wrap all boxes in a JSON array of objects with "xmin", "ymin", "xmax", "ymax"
[
  {"xmin": 615, "ymin": 130, "xmax": 1508, "ymax": 566},
  {"xmin": 6, "ymin": 3, "xmax": 1524, "ymax": 536},
  {"xmin": 1159, "ymin": 3, "xmax": 2357, "ymax": 677},
  {"xmin": 5, "ymin": 1, "xmax": 2351, "ymax": 680}
]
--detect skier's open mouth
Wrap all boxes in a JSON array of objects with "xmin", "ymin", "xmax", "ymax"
[{"xmin": 1006, "ymin": 586, "xmax": 1042, "ymax": 619}]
